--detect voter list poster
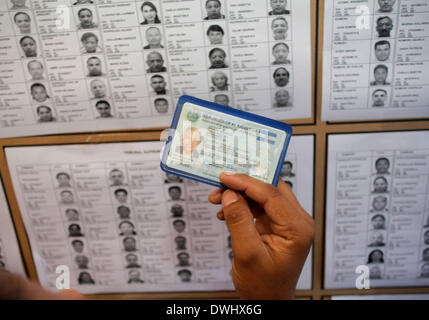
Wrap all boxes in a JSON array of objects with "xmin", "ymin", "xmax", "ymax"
[
  {"xmin": 325, "ymin": 131, "xmax": 429, "ymax": 289},
  {"xmin": 321, "ymin": 0, "xmax": 429, "ymax": 121},
  {"xmin": 0, "ymin": 0, "xmax": 312, "ymax": 138},
  {"xmin": 0, "ymin": 177, "xmax": 27, "ymax": 277},
  {"xmin": 5, "ymin": 137, "xmax": 314, "ymax": 294}
]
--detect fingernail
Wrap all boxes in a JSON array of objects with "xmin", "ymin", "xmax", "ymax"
[
  {"xmin": 223, "ymin": 190, "xmax": 239, "ymax": 207},
  {"xmin": 222, "ymin": 172, "xmax": 236, "ymax": 176}
]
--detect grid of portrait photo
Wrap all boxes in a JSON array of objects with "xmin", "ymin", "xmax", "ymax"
[
  {"xmin": 0, "ymin": 0, "xmax": 300, "ymax": 134},
  {"xmin": 325, "ymin": 131, "xmax": 429, "ymax": 289}
]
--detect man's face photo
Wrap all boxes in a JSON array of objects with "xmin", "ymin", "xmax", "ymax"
[
  {"xmin": 370, "ymin": 233, "xmax": 384, "ymax": 246},
  {"xmin": 123, "ymin": 237, "xmax": 136, "ymax": 251},
  {"xmin": 207, "ymin": 28, "xmax": 224, "ymax": 45},
  {"xmin": 66, "ymin": 209, "xmax": 79, "ymax": 221},
  {"xmin": 69, "ymin": 224, "xmax": 81, "ymax": 236},
  {"xmin": 61, "ymin": 191, "xmax": 74, "ymax": 203},
  {"xmin": 371, "ymin": 215, "xmax": 386, "ymax": 229},
  {"xmin": 146, "ymin": 27, "xmax": 162, "ymax": 47},
  {"xmin": 423, "ymin": 249, "xmax": 429, "ymax": 262},
  {"xmin": 75, "ymin": 255, "xmax": 89, "ymax": 269},
  {"xmin": 425, "ymin": 231, "xmax": 429, "ymax": 245},
  {"xmin": 173, "ymin": 220, "xmax": 186, "ymax": 233},
  {"xmin": 375, "ymin": 42, "xmax": 391, "ymax": 61},
  {"xmin": 178, "ymin": 270, "xmax": 191, "ymax": 282},
  {"xmin": 115, "ymin": 190, "xmax": 128, "ymax": 203},
  {"xmin": 78, "ymin": 9, "xmax": 94, "ymax": 28},
  {"xmin": 372, "ymin": 90, "xmax": 387, "ymax": 107},
  {"xmin": 72, "ymin": 240, "xmax": 84, "ymax": 253},
  {"xmin": 378, "ymin": 0, "xmax": 396, "ymax": 12},
  {"xmin": 126, "ymin": 254, "xmax": 139, "ymax": 265},
  {"xmin": 280, "ymin": 161, "xmax": 292, "ymax": 177},
  {"xmin": 171, "ymin": 204, "xmax": 184, "ymax": 217},
  {"xmin": 119, "ymin": 221, "xmax": 135, "ymax": 236},
  {"xmin": 110, "ymin": 169, "xmax": 124, "ymax": 186},
  {"xmin": 376, "ymin": 17, "xmax": 393, "ymax": 37},
  {"xmin": 146, "ymin": 52, "xmax": 164, "ymax": 72},
  {"xmin": 169, "ymin": 187, "xmax": 182, "ymax": 201},
  {"xmin": 177, "ymin": 253, "xmax": 190, "ymax": 266},
  {"xmin": 28, "ymin": 61, "xmax": 44, "ymax": 80},
  {"xmin": 275, "ymin": 90, "xmax": 290, "ymax": 107},
  {"xmin": 150, "ymin": 76, "xmax": 166, "ymax": 94},
  {"xmin": 37, "ymin": 106, "xmax": 53, "ymax": 122},
  {"xmin": 374, "ymin": 66, "xmax": 388, "ymax": 84},
  {"xmin": 372, "ymin": 196, "xmax": 387, "ymax": 211},
  {"xmin": 271, "ymin": 0, "xmax": 287, "ymax": 14},
  {"xmin": 57, "ymin": 173, "xmax": 70, "ymax": 186},
  {"xmin": 209, "ymin": 49, "xmax": 226, "ymax": 68},
  {"xmin": 31, "ymin": 85, "xmax": 48, "ymax": 103},
  {"xmin": 90, "ymin": 80, "xmax": 106, "ymax": 98},
  {"xmin": 272, "ymin": 44, "xmax": 289, "ymax": 63},
  {"xmin": 117, "ymin": 206, "xmax": 130, "ymax": 219},
  {"xmin": 273, "ymin": 68, "xmax": 289, "ymax": 87},
  {"xmin": 214, "ymin": 94, "xmax": 229, "ymax": 106},
  {"xmin": 21, "ymin": 37, "xmax": 37, "ymax": 57},
  {"xmin": 129, "ymin": 270, "xmax": 141, "ymax": 281},
  {"xmin": 421, "ymin": 264, "xmax": 429, "ymax": 277},
  {"xmin": 96, "ymin": 102, "xmax": 112, "ymax": 118},
  {"xmin": 87, "ymin": 58, "xmax": 102, "ymax": 76},
  {"xmin": 154, "ymin": 99, "xmax": 169, "ymax": 113},
  {"xmin": 375, "ymin": 158, "xmax": 390, "ymax": 174},
  {"xmin": 175, "ymin": 236, "xmax": 186, "ymax": 250}
]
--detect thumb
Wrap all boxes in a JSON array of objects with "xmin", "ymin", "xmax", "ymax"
[{"xmin": 222, "ymin": 190, "xmax": 264, "ymax": 264}]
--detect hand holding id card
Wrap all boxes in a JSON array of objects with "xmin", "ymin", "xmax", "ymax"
[{"xmin": 161, "ymin": 95, "xmax": 292, "ymax": 188}]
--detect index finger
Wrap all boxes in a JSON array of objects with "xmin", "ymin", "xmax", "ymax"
[{"xmin": 219, "ymin": 172, "xmax": 303, "ymax": 224}]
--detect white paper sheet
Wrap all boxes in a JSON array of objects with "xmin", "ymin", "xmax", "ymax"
[
  {"xmin": 0, "ymin": 0, "xmax": 312, "ymax": 138},
  {"xmin": 5, "ymin": 136, "xmax": 314, "ymax": 294},
  {"xmin": 325, "ymin": 131, "xmax": 429, "ymax": 289},
  {"xmin": 321, "ymin": 0, "xmax": 429, "ymax": 121},
  {"xmin": 0, "ymin": 178, "xmax": 27, "ymax": 277}
]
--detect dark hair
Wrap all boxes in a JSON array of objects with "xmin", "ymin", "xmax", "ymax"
[
  {"xmin": 141, "ymin": 2, "xmax": 161, "ymax": 23},
  {"xmin": 154, "ymin": 98, "xmax": 168, "ymax": 104},
  {"xmin": 151, "ymin": 74, "xmax": 165, "ymax": 81},
  {"xmin": 272, "ymin": 42, "xmax": 289, "ymax": 53},
  {"xmin": 206, "ymin": 24, "xmax": 224, "ymax": 36},
  {"xmin": 78, "ymin": 272, "xmax": 94, "ymax": 284},
  {"xmin": 31, "ymin": 83, "xmax": 46, "ymax": 92},
  {"xmin": 95, "ymin": 100, "xmax": 110, "ymax": 108},
  {"xmin": 119, "ymin": 221, "xmax": 135, "ymax": 228},
  {"xmin": 87, "ymin": 56, "xmax": 101, "ymax": 63},
  {"xmin": 367, "ymin": 249, "xmax": 384, "ymax": 263},
  {"xmin": 81, "ymin": 32, "xmax": 98, "ymax": 42},
  {"xmin": 19, "ymin": 35, "xmax": 35, "ymax": 45},
  {"xmin": 56, "ymin": 172, "xmax": 70, "ymax": 179},
  {"xmin": 110, "ymin": 168, "xmax": 122, "ymax": 174},
  {"xmin": 36, "ymin": 105, "xmax": 51, "ymax": 114},
  {"xmin": 117, "ymin": 205, "xmax": 130, "ymax": 213},
  {"xmin": 126, "ymin": 253, "xmax": 137, "ymax": 259},
  {"xmin": 375, "ymin": 157, "xmax": 390, "ymax": 167},
  {"xmin": 374, "ymin": 176, "xmax": 388, "ymax": 185},
  {"xmin": 206, "ymin": 0, "xmax": 221, "ymax": 7},
  {"xmin": 371, "ymin": 214, "xmax": 386, "ymax": 221},
  {"xmin": 177, "ymin": 252, "xmax": 189, "ymax": 258},
  {"xmin": 68, "ymin": 224, "xmax": 81, "ymax": 231},
  {"xmin": 375, "ymin": 40, "xmax": 391, "ymax": 49},
  {"xmin": 123, "ymin": 236, "xmax": 136, "ymax": 243},
  {"xmin": 209, "ymin": 47, "xmax": 226, "ymax": 58},
  {"xmin": 373, "ymin": 89, "xmax": 387, "ymax": 95},
  {"xmin": 78, "ymin": 8, "xmax": 92, "ymax": 17},
  {"xmin": 177, "ymin": 269, "xmax": 191, "ymax": 276},
  {"xmin": 114, "ymin": 188, "xmax": 128, "ymax": 195},
  {"xmin": 14, "ymin": 11, "xmax": 30, "ymax": 22},
  {"xmin": 173, "ymin": 219, "xmax": 186, "ymax": 226},
  {"xmin": 377, "ymin": 16, "xmax": 392, "ymax": 24},
  {"xmin": 374, "ymin": 64, "xmax": 388, "ymax": 73},
  {"xmin": 285, "ymin": 180, "xmax": 293, "ymax": 188},
  {"xmin": 284, "ymin": 161, "xmax": 293, "ymax": 168},
  {"xmin": 168, "ymin": 186, "xmax": 181, "ymax": 193},
  {"xmin": 273, "ymin": 67, "xmax": 290, "ymax": 79},
  {"xmin": 60, "ymin": 190, "xmax": 72, "ymax": 195},
  {"xmin": 72, "ymin": 240, "xmax": 83, "ymax": 245}
]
